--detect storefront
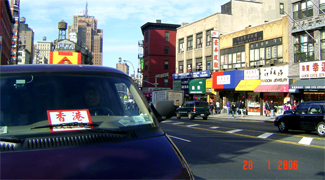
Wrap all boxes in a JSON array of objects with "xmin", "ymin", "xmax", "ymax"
[
  {"xmin": 254, "ymin": 65, "xmax": 289, "ymax": 115},
  {"xmin": 289, "ymin": 61, "xmax": 325, "ymax": 102},
  {"xmin": 235, "ymin": 69, "xmax": 261, "ymax": 115},
  {"xmin": 189, "ymin": 78, "xmax": 207, "ymax": 101},
  {"xmin": 212, "ymin": 70, "xmax": 244, "ymax": 109}
]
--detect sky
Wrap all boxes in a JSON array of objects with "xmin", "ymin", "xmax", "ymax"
[{"xmin": 19, "ymin": 0, "xmax": 227, "ymax": 71}]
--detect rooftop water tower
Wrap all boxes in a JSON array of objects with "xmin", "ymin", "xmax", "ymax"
[{"xmin": 58, "ymin": 20, "xmax": 67, "ymax": 40}]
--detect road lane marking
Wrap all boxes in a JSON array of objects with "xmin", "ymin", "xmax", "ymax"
[
  {"xmin": 168, "ymin": 135, "xmax": 191, "ymax": 142},
  {"xmin": 258, "ymin": 133, "xmax": 273, "ymax": 139},
  {"xmin": 226, "ymin": 129, "xmax": 242, "ymax": 133},
  {"xmin": 298, "ymin": 137, "xmax": 313, "ymax": 145},
  {"xmin": 173, "ymin": 122, "xmax": 184, "ymax": 125},
  {"xmin": 187, "ymin": 124, "xmax": 199, "ymax": 127},
  {"xmin": 162, "ymin": 120, "xmax": 172, "ymax": 123},
  {"xmin": 210, "ymin": 126, "xmax": 219, "ymax": 129}
]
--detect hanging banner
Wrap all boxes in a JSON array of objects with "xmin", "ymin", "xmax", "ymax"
[{"xmin": 212, "ymin": 32, "xmax": 219, "ymax": 70}]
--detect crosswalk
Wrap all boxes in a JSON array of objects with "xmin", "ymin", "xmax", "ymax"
[{"xmin": 161, "ymin": 120, "xmax": 324, "ymax": 147}]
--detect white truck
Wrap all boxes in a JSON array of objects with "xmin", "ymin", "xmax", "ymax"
[{"xmin": 151, "ymin": 90, "xmax": 184, "ymax": 107}]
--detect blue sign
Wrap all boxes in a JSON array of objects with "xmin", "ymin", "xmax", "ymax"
[
  {"xmin": 173, "ymin": 73, "xmax": 192, "ymax": 80},
  {"xmin": 192, "ymin": 70, "xmax": 210, "ymax": 78}
]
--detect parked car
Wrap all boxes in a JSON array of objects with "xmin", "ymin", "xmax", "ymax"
[
  {"xmin": 176, "ymin": 101, "xmax": 210, "ymax": 120},
  {"xmin": 0, "ymin": 65, "xmax": 194, "ymax": 179},
  {"xmin": 274, "ymin": 101, "xmax": 325, "ymax": 137}
]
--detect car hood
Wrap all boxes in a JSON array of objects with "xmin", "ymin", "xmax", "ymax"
[{"xmin": 1, "ymin": 135, "xmax": 190, "ymax": 179}]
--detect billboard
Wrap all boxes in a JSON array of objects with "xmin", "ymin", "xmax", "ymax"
[{"xmin": 49, "ymin": 51, "xmax": 81, "ymax": 64}]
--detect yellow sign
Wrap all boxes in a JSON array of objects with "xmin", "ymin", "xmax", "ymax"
[
  {"xmin": 235, "ymin": 80, "xmax": 260, "ymax": 91},
  {"xmin": 50, "ymin": 51, "xmax": 81, "ymax": 64}
]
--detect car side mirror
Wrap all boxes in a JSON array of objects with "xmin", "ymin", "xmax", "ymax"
[{"xmin": 150, "ymin": 100, "xmax": 175, "ymax": 122}]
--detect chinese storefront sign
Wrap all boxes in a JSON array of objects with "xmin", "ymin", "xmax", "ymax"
[
  {"xmin": 47, "ymin": 109, "xmax": 92, "ymax": 132},
  {"xmin": 299, "ymin": 60, "xmax": 325, "ymax": 79},
  {"xmin": 244, "ymin": 69, "xmax": 260, "ymax": 80},
  {"xmin": 213, "ymin": 38, "xmax": 219, "ymax": 70},
  {"xmin": 260, "ymin": 65, "xmax": 289, "ymax": 85},
  {"xmin": 233, "ymin": 31, "xmax": 263, "ymax": 46},
  {"xmin": 217, "ymin": 75, "xmax": 231, "ymax": 85}
]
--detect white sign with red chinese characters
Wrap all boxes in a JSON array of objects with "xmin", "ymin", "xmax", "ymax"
[
  {"xmin": 217, "ymin": 75, "xmax": 230, "ymax": 85},
  {"xmin": 211, "ymin": 31, "xmax": 219, "ymax": 38},
  {"xmin": 244, "ymin": 69, "xmax": 260, "ymax": 80},
  {"xmin": 213, "ymin": 38, "xmax": 219, "ymax": 70},
  {"xmin": 47, "ymin": 109, "xmax": 92, "ymax": 132},
  {"xmin": 299, "ymin": 60, "xmax": 325, "ymax": 79},
  {"xmin": 260, "ymin": 65, "xmax": 289, "ymax": 85}
]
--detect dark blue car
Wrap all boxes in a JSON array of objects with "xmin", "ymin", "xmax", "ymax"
[{"xmin": 0, "ymin": 65, "xmax": 194, "ymax": 179}]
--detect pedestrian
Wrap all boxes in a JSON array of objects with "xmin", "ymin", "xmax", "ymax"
[
  {"xmin": 209, "ymin": 103, "xmax": 214, "ymax": 115},
  {"xmin": 269, "ymin": 100, "xmax": 275, "ymax": 119},
  {"xmin": 216, "ymin": 101, "xmax": 220, "ymax": 114},
  {"xmin": 236, "ymin": 100, "xmax": 242, "ymax": 115},
  {"xmin": 265, "ymin": 100, "xmax": 270, "ymax": 116},
  {"xmin": 283, "ymin": 103, "xmax": 289, "ymax": 115},
  {"xmin": 240, "ymin": 100, "xmax": 245, "ymax": 117},
  {"xmin": 226, "ymin": 101, "xmax": 230, "ymax": 115},
  {"xmin": 231, "ymin": 102, "xmax": 236, "ymax": 118},
  {"xmin": 292, "ymin": 100, "xmax": 297, "ymax": 110}
]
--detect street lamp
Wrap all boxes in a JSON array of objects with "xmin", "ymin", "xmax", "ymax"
[{"xmin": 123, "ymin": 59, "xmax": 135, "ymax": 78}]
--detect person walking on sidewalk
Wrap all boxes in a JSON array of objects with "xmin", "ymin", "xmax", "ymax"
[
  {"xmin": 216, "ymin": 101, "xmax": 220, "ymax": 114},
  {"xmin": 231, "ymin": 102, "xmax": 236, "ymax": 118},
  {"xmin": 265, "ymin": 100, "xmax": 270, "ymax": 117},
  {"xmin": 236, "ymin": 100, "xmax": 242, "ymax": 115},
  {"xmin": 226, "ymin": 101, "xmax": 230, "ymax": 115},
  {"xmin": 240, "ymin": 100, "xmax": 245, "ymax": 117},
  {"xmin": 209, "ymin": 103, "xmax": 214, "ymax": 115},
  {"xmin": 269, "ymin": 100, "xmax": 275, "ymax": 119}
]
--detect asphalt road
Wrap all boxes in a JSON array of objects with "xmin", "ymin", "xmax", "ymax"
[{"xmin": 160, "ymin": 116, "xmax": 325, "ymax": 179}]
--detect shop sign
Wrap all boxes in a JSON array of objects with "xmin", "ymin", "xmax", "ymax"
[
  {"xmin": 172, "ymin": 72, "xmax": 192, "ymax": 80},
  {"xmin": 213, "ymin": 38, "xmax": 219, "ymax": 70},
  {"xmin": 217, "ymin": 75, "xmax": 231, "ymax": 85},
  {"xmin": 173, "ymin": 80, "xmax": 182, "ymax": 90},
  {"xmin": 244, "ymin": 69, "xmax": 259, "ymax": 80},
  {"xmin": 299, "ymin": 60, "xmax": 325, "ymax": 79},
  {"xmin": 189, "ymin": 79, "xmax": 206, "ymax": 94},
  {"xmin": 260, "ymin": 65, "xmax": 289, "ymax": 85},
  {"xmin": 233, "ymin": 31, "xmax": 263, "ymax": 46},
  {"xmin": 181, "ymin": 79, "xmax": 189, "ymax": 90},
  {"xmin": 192, "ymin": 70, "xmax": 210, "ymax": 78}
]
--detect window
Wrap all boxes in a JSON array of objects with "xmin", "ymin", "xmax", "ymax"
[
  {"xmin": 320, "ymin": 31, "xmax": 325, "ymax": 60},
  {"xmin": 164, "ymin": 60, "xmax": 169, "ymax": 70},
  {"xmin": 187, "ymin": 36, "xmax": 193, "ymax": 51},
  {"xmin": 293, "ymin": 0, "xmax": 313, "ymax": 20},
  {"xmin": 145, "ymin": 32, "xmax": 149, "ymax": 42},
  {"xmin": 145, "ymin": 47, "xmax": 148, "ymax": 56},
  {"xmin": 144, "ymin": 76, "xmax": 148, "ymax": 87},
  {"xmin": 221, "ymin": 45, "xmax": 245, "ymax": 69},
  {"xmin": 144, "ymin": 60, "xmax": 148, "ymax": 70},
  {"xmin": 164, "ymin": 77, "xmax": 168, "ymax": 87},
  {"xmin": 165, "ymin": 32, "xmax": 169, "ymax": 41},
  {"xmin": 196, "ymin": 58, "xmax": 202, "ymax": 71},
  {"xmin": 164, "ymin": 46, "xmax": 169, "ymax": 55},
  {"xmin": 196, "ymin": 33, "xmax": 202, "ymax": 49},
  {"xmin": 249, "ymin": 38, "xmax": 283, "ymax": 66},
  {"xmin": 179, "ymin": 61, "xmax": 183, "ymax": 73},
  {"xmin": 294, "ymin": 33, "xmax": 314, "ymax": 63},
  {"xmin": 179, "ymin": 39, "xmax": 184, "ymax": 53},
  {"xmin": 280, "ymin": 3, "xmax": 284, "ymax": 14},
  {"xmin": 206, "ymin": 56, "xmax": 212, "ymax": 71},
  {"xmin": 187, "ymin": 59, "xmax": 192, "ymax": 72},
  {"xmin": 320, "ymin": 0, "xmax": 325, "ymax": 13},
  {"xmin": 206, "ymin": 29, "xmax": 212, "ymax": 46}
]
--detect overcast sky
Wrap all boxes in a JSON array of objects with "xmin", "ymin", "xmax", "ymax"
[{"xmin": 20, "ymin": 0, "xmax": 227, "ymax": 71}]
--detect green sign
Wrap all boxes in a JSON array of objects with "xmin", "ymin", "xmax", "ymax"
[
  {"xmin": 140, "ymin": 59, "xmax": 144, "ymax": 71},
  {"xmin": 189, "ymin": 79, "xmax": 206, "ymax": 94}
]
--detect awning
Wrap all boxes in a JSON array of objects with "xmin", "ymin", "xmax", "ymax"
[
  {"xmin": 253, "ymin": 84, "xmax": 289, "ymax": 92},
  {"xmin": 235, "ymin": 80, "xmax": 260, "ymax": 91},
  {"xmin": 290, "ymin": 79, "xmax": 325, "ymax": 90}
]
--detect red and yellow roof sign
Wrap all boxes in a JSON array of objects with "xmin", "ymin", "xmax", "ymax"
[{"xmin": 50, "ymin": 51, "xmax": 81, "ymax": 64}]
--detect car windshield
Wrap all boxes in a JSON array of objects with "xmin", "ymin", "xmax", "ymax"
[
  {"xmin": 0, "ymin": 72, "xmax": 156, "ymax": 136},
  {"xmin": 195, "ymin": 102, "xmax": 208, "ymax": 108}
]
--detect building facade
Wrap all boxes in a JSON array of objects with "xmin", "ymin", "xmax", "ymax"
[
  {"xmin": 287, "ymin": 0, "xmax": 325, "ymax": 102},
  {"xmin": 141, "ymin": 20, "xmax": 180, "ymax": 92},
  {"xmin": 18, "ymin": 17, "xmax": 34, "ymax": 63},
  {"xmin": 68, "ymin": 3, "xmax": 103, "ymax": 65},
  {"xmin": 0, "ymin": 0, "xmax": 14, "ymax": 65},
  {"xmin": 17, "ymin": 47, "xmax": 30, "ymax": 64},
  {"xmin": 9, "ymin": 0, "xmax": 19, "ymax": 64},
  {"xmin": 33, "ymin": 37, "xmax": 53, "ymax": 64}
]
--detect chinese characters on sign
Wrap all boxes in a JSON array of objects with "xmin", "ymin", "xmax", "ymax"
[
  {"xmin": 260, "ymin": 65, "xmax": 289, "ymax": 85},
  {"xmin": 217, "ymin": 75, "xmax": 230, "ymax": 85},
  {"xmin": 300, "ymin": 60, "xmax": 325, "ymax": 79},
  {"xmin": 47, "ymin": 109, "xmax": 92, "ymax": 132},
  {"xmin": 244, "ymin": 69, "xmax": 260, "ymax": 80},
  {"xmin": 233, "ymin": 31, "xmax": 263, "ymax": 46},
  {"xmin": 213, "ymin": 38, "xmax": 219, "ymax": 70}
]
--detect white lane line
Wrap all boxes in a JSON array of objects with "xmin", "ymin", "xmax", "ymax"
[
  {"xmin": 298, "ymin": 137, "xmax": 313, "ymax": 145},
  {"xmin": 226, "ymin": 129, "xmax": 242, "ymax": 133},
  {"xmin": 168, "ymin": 135, "xmax": 191, "ymax": 142},
  {"xmin": 162, "ymin": 120, "xmax": 172, "ymax": 123},
  {"xmin": 173, "ymin": 122, "xmax": 184, "ymax": 125},
  {"xmin": 258, "ymin": 133, "xmax": 273, "ymax": 139},
  {"xmin": 187, "ymin": 124, "xmax": 199, "ymax": 127},
  {"xmin": 210, "ymin": 126, "xmax": 220, "ymax": 129}
]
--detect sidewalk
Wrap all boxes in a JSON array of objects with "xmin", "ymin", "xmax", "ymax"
[{"xmin": 210, "ymin": 113, "xmax": 275, "ymax": 122}]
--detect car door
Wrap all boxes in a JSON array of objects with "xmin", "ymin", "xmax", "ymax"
[
  {"xmin": 293, "ymin": 104, "xmax": 310, "ymax": 130},
  {"xmin": 303, "ymin": 105, "xmax": 322, "ymax": 130}
]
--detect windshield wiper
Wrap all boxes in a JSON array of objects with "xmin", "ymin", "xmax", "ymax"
[
  {"xmin": 31, "ymin": 122, "xmax": 99, "ymax": 130},
  {"xmin": 0, "ymin": 136, "xmax": 22, "ymax": 143}
]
